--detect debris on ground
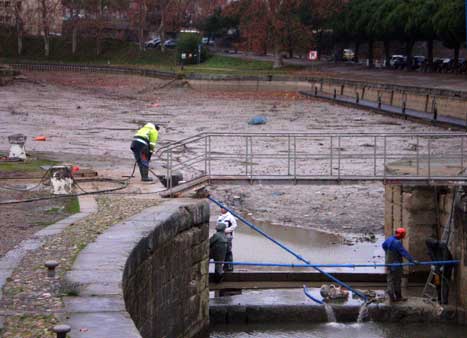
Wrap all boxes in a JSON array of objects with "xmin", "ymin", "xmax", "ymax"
[{"xmin": 248, "ymin": 116, "xmax": 267, "ymax": 125}]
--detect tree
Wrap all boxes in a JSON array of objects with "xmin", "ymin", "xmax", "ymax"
[
  {"xmin": 434, "ymin": 0, "xmax": 466, "ymax": 65},
  {"xmin": 63, "ymin": 0, "xmax": 85, "ymax": 54},
  {"xmin": 411, "ymin": 0, "xmax": 439, "ymax": 69},
  {"xmin": 128, "ymin": 0, "xmax": 149, "ymax": 52},
  {"xmin": 36, "ymin": 0, "xmax": 62, "ymax": 57}
]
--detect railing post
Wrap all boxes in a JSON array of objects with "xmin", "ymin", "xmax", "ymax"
[
  {"xmin": 383, "ymin": 136, "xmax": 387, "ymax": 180},
  {"xmin": 249, "ymin": 136, "xmax": 254, "ymax": 180},
  {"xmin": 402, "ymin": 92, "xmax": 407, "ymax": 119},
  {"xmin": 340, "ymin": 84, "xmax": 344, "ymax": 96},
  {"xmin": 425, "ymin": 94, "xmax": 429, "ymax": 112},
  {"xmin": 461, "ymin": 136, "xmax": 465, "ymax": 171},
  {"xmin": 337, "ymin": 136, "xmax": 341, "ymax": 181},
  {"xmin": 356, "ymin": 91, "xmax": 360, "ymax": 104},
  {"xmin": 208, "ymin": 135, "xmax": 212, "ymax": 180},
  {"xmin": 416, "ymin": 136, "xmax": 420, "ymax": 176},
  {"xmin": 333, "ymin": 88, "xmax": 337, "ymax": 100},
  {"xmin": 432, "ymin": 97, "xmax": 438, "ymax": 121},
  {"xmin": 377, "ymin": 92, "xmax": 382, "ymax": 109},
  {"xmin": 330, "ymin": 136, "xmax": 333, "ymax": 177},
  {"xmin": 168, "ymin": 149, "xmax": 173, "ymax": 196},
  {"xmin": 293, "ymin": 136, "xmax": 297, "ymax": 184},
  {"xmin": 428, "ymin": 137, "xmax": 432, "ymax": 179},
  {"xmin": 245, "ymin": 136, "xmax": 249, "ymax": 177},
  {"xmin": 390, "ymin": 90, "xmax": 394, "ymax": 106},
  {"xmin": 287, "ymin": 135, "xmax": 291, "ymax": 176},
  {"xmin": 204, "ymin": 136, "xmax": 208, "ymax": 175},
  {"xmin": 373, "ymin": 136, "xmax": 377, "ymax": 177}
]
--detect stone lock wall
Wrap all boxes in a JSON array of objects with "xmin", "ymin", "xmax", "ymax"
[
  {"xmin": 384, "ymin": 185, "xmax": 455, "ymax": 263},
  {"xmin": 122, "ymin": 200, "xmax": 210, "ymax": 338}
]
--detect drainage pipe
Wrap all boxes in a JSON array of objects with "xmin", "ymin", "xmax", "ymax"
[{"xmin": 208, "ymin": 196, "xmax": 368, "ymax": 301}]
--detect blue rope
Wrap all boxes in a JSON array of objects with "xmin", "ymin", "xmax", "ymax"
[
  {"xmin": 208, "ymin": 196, "xmax": 369, "ymax": 302},
  {"xmin": 209, "ymin": 260, "xmax": 459, "ymax": 268}
]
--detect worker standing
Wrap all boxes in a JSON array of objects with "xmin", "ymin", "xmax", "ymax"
[
  {"xmin": 209, "ymin": 221, "xmax": 229, "ymax": 283},
  {"xmin": 426, "ymin": 238, "xmax": 453, "ymax": 304},
  {"xmin": 130, "ymin": 123, "xmax": 159, "ymax": 182},
  {"xmin": 217, "ymin": 207, "xmax": 238, "ymax": 272},
  {"xmin": 382, "ymin": 227, "xmax": 418, "ymax": 302}
]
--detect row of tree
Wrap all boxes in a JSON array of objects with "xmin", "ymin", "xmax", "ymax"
[
  {"xmin": 333, "ymin": 0, "xmax": 467, "ymax": 68},
  {"xmin": 2, "ymin": 0, "xmax": 227, "ymax": 57}
]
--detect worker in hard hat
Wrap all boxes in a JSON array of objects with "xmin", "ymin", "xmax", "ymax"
[
  {"xmin": 382, "ymin": 227, "xmax": 418, "ymax": 302},
  {"xmin": 209, "ymin": 221, "xmax": 229, "ymax": 283},
  {"xmin": 130, "ymin": 123, "xmax": 159, "ymax": 182},
  {"xmin": 217, "ymin": 207, "xmax": 238, "ymax": 272}
]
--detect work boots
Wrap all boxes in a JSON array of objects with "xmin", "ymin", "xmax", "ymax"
[{"xmin": 140, "ymin": 167, "xmax": 153, "ymax": 182}]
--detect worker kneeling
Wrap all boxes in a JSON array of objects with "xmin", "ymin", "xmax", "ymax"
[
  {"xmin": 130, "ymin": 123, "xmax": 159, "ymax": 182},
  {"xmin": 209, "ymin": 221, "xmax": 229, "ymax": 283},
  {"xmin": 382, "ymin": 227, "xmax": 418, "ymax": 302}
]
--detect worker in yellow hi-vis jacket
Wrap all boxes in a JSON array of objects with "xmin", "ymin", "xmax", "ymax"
[{"xmin": 130, "ymin": 123, "xmax": 159, "ymax": 181}]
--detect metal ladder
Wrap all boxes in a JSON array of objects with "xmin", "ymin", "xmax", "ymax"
[{"xmin": 421, "ymin": 188, "xmax": 459, "ymax": 302}]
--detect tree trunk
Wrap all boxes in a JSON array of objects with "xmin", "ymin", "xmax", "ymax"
[
  {"xmin": 273, "ymin": 42, "xmax": 283, "ymax": 68},
  {"xmin": 15, "ymin": 6, "xmax": 23, "ymax": 56},
  {"xmin": 426, "ymin": 39, "xmax": 433, "ymax": 70},
  {"xmin": 405, "ymin": 40, "xmax": 414, "ymax": 71},
  {"xmin": 43, "ymin": 35, "xmax": 50, "ymax": 57},
  {"xmin": 159, "ymin": 8, "xmax": 165, "ymax": 52},
  {"xmin": 72, "ymin": 24, "xmax": 78, "ymax": 55},
  {"xmin": 138, "ymin": 3, "xmax": 145, "ymax": 52},
  {"xmin": 354, "ymin": 41, "xmax": 360, "ymax": 63},
  {"xmin": 16, "ymin": 25, "xmax": 23, "ymax": 56},
  {"xmin": 368, "ymin": 40, "xmax": 374, "ymax": 68},
  {"xmin": 383, "ymin": 40, "xmax": 390, "ymax": 67},
  {"xmin": 96, "ymin": 32, "xmax": 101, "ymax": 56},
  {"xmin": 454, "ymin": 45, "xmax": 460, "ymax": 66}
]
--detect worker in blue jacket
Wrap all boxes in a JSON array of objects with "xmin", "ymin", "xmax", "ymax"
[{"xmin": 382, "ymin": 227, "xmax": 418, "ymax": 302}]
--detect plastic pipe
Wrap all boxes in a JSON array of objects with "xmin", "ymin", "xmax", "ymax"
[
  {"xmin": 208, "ymin": 196, "xmax": 368, "ymax": 301},
  {"xmin": 303, "ymin": 285, "xmax": 324, "ymax": 305}
]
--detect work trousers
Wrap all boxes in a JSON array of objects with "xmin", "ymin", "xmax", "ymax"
[
  {"xmin": 210, "ymin": 245, "xmax": 227, "ymax": 283},
  {"xmin": 387, "ymin": 268, "xmax": 402, "ymax": 301},
  {"xmin": 130, "ymin": 140, "xmax": 151, "ymax": 178},
  {"xmin": 223, "ymin": 237, "xmax": 233, "ymax": 271}
]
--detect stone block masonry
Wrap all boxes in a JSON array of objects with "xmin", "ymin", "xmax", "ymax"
[{"xmin": 65, "ymin": 199, "xmax": 210, "ymax": 338}]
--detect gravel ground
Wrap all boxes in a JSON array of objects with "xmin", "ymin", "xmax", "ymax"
[{"xmin": 0, "ymin": 196, "xmax": 159, "ymax": 337}]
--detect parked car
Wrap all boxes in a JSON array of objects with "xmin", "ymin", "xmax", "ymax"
[
  {"xmin": 202, "ymin": 37, "xmax": 215, "ymax": 46},
  {"xmin": 412, "ymin": 55, "xmax": 426, "ymax": 70},
  {"xmin": 343, "ymin": 49, "xmax": 354, "ymax": 61},
  {"xmin": 389, "ymin": 55, "xmax": 406, "ymax": 69},
  {"xmin": 145, "ymin": 37, "xmax": 161, "ymax": 48},
  {"xmin": 164, "ymin": 39, "xmax": 177, "ymax": 48}
]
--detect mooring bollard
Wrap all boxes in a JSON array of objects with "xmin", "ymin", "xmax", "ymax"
[
  {"xmin": 314, "ymin": 86, "xmax": 318, "ymax": 96},
  {"xmin": 8, "ymin": 134, "xmax": 27, "ymax": 160},
  {"xmin": 333, "ymin": 88, "xmax": 337, "ymax": 100},
  {"xmin": 45, "ymin": 260, "xmax": 59, "ymax": 278},
  {"xmin": 356, "ymin": 92, "xmax": 360, "ymax": 104},
  {"xmin": 378, "ymin": 95, "xmax": 382, "ymax": 109},
  {"xmin": 52, "ymin": 324, "xmax": 71, "ymax": 338}
]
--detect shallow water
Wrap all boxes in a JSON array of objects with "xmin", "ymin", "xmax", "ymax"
[
  {"xmin": 210, "ymin": 322, "xmax": 467, "ymax": 338},
  {"xmin": 226, "ymin": 220, "xmax": 385, "ymax": 273}
]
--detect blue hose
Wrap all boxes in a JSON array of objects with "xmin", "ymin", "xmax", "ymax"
[
  {"xmin": 303, "ymin": 285, "xmax": 324, "ymax": 304},
  {"xmin": 208, "ymin": 196, "xmax": 369, "ymax": 302},
  {"xmin": 209, "ymin": 260, "xmax": 459, "ymax": 268}
]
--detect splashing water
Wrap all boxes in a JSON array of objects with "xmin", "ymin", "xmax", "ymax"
[
  {"xmin": 324, "ymin": 303, "xmax": 336, "ymax": 322},
  {"xmin": 357, "ymin": 302, "xmax": 369, "ymax": 323}
]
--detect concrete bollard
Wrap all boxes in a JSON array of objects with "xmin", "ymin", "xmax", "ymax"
[
  {"xmin": 49, "ymin": 166, "xmax": 74, "ymax": 195},
  {"xmin": 52, "ymin": 324, "xmax": 71, "ymax": 338},
  {"xmin": 45, "ymin": 260, "xmax": 59, "ymax": 277},
  {"xmin": 8, "ymin": 134, "xmax": 27, "ymax": 160}
]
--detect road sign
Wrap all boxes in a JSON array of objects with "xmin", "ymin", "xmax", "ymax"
[{"xmin": 308, "ymin": 50, "xmax": 318, "ymax": 61}]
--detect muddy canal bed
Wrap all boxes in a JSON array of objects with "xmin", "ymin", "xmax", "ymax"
[
  {"xmin": 1, "ymin": 72, "xmax": 463, "ymax": 239},
  {"xmin": 210, "ymin": 322, "xmax": 466, "ymax": 338}
]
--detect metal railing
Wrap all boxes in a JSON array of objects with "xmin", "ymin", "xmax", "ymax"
[{"xmin": 156, "ymin": 132, "xmax": 467, "ymax": 192}]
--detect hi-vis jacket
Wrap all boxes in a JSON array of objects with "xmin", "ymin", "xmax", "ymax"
[{"xmin": 134, "ymin": 123, "xmax": 159, "ymax": 151}]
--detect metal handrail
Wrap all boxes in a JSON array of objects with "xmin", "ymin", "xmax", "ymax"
[{"xmin": 157, "ymin": 132, "xmax": 467, "ymax": 194}]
